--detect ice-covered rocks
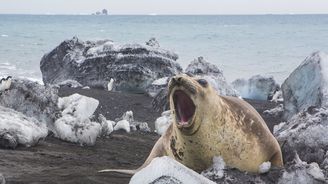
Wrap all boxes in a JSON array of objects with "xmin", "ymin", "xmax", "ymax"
[
  {"xmin": 145, "ymin": 37, "xmax": 160, "ymax": 48},
  {"xmin": 278, "ymin": 154, "xmax": 326, "ymax": 184},
  {"xmin": 154, "ymin": 110, "xmax": 172, "ymax": 135},
  {"xmin": 0, "ymin": 106, "xmax": 48, "ymax": 148},
  {"xmin": 274, "ymin": 107, "xmax": 328, "ymax": 166},
  {"xmin": 40, "ymin": 37, "xmax": 182, "ymax": 93},
  {"xmin": 282, "ymin": 51, "xmax": 328, "ymax": 120},
  {"xmin": 130, "ymin": 156, "xmax": 215, "ymax": 184},
  {"xmin": 263, "ymin": 104, "xmax": 284, "ymax": 119},
  {"xmin": 54, "ymin": 94, "xmax": 101, "ymax": 146},
  {"xmin": 232, "ymin": 75, "xmax": 280, "ymax": 100},
  {"xmin": 0, "ymin": 78, "xmax": 59, "ymax": 128},
  {"xmin": 185, "ymin": 57, "xmax": 239, "ymax": 96}
]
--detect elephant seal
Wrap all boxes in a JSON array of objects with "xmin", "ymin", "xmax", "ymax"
[{"xmin": 99, "ymin": 74, "xmax": 283, "ymax": 174}]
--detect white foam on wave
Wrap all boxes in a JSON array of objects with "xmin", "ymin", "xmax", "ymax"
[
  {"xmin": 0, "ymin": 63, "xmax": 16, "ymax": 70},
  {"xmin": 1, "ymin": 34, "xmax": 8, "ymax": 37}
]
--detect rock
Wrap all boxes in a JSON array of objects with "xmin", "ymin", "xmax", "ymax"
[
  {"xmin": 152, "ymin": 88, "xmax": 170, "ymax": 112},
  {"xmin": 0, "ymin": 106, "xmax": 48, "ymax": 148},
  {"xmin": 231, "ymin": 75, "xmax": 280, "ymax": 100},
  {"xmin": 274, "ymin": 107, "xmax": 328, "ymax": 165},
  {"xmin": 146, "ymin": 37, "xmax": 160, "ymax": 48},
  {"xmin": 130, "ymin": 156, "xmax": 216, "ymax": 184},
  {"xmin": 263, "ymin": 104, "xmax": 284, "ymax": 119},
  {"xmin": 282, "ymin": 51, "xmax": 328, "ymax": 120},
  {"xmin": 278, "ymin": 153, "xmax": 326, "ymax": 184},
  {"xmin": 185, "ymin": 57, "xmax": 239, "ymax": 97},
  {"xmin": 0, "ymin": 78, "xmax": 59, "ymax": 129},
  {"xmin": 40, "ymin": 37, "xmax": 182, "ymax": 93},
  {"xmin": 146, "ymin": 77, "xmax": 169, "ymax": 97},
  {"xmin": 55, "ymin": 79, "xmax": 83, "ymax": 88},
  {"xmin": 54, "ymin": 94, "xmax": 101, "ymax": 146},
  {"xmin": 154, "ymin": 110, "xmax": 172, "ymax": 135}
]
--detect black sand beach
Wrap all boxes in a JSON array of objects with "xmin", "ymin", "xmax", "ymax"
[{"xmin": 0, "ymin": 88, "xmax": 281, "ymax": 184}]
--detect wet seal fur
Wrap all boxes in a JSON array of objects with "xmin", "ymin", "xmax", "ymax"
[{"xmin": 99, "ymin": 74, "xmax": 283, "ymax": 174}]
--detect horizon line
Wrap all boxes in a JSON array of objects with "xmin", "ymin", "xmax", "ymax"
[{"xmin": 0, "ymin": 13, "xmax": 328, "ymax": 16}]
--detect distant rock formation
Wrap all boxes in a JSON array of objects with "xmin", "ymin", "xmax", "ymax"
[
  {"xmin": 282, "ymin": 51, "xmax": 328, "ymax": 120},
  {"xmin": 232, "ymin": 75, "xmax": 280, "ymax": 101},
  {"xmin": 92, "ymin": 9, "xmax": 108, "ymax": 15},
  {"xmin": 40, "ymin": 37, "xmax": 182, "ymax": 93}
]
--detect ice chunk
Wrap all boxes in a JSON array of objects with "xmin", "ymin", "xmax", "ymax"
[
  {"xmin": 55, "ymin": 79, "xmax": 83, "ymax": 88},
  {"xmin": 0, "ymin": 106, "xmax": 48, "ymax": 147},
  {"xmin": 58, "ymin": 93, "xmax": 99, "ymax": 120},
  {"xmin": 54, "ymin": 94, "xmax": 101, "ymax": 145},
  {"xmin": 155, "ymin": 111, "xmax": 172, "ymax": 135},
  {"xmin": 130, "ymin": 156, "xmax": 215, "ymax": 184},
  {"xmin": 113, "ymin": 120, "xmax": 130, "ymax": 133},
  {"xmin": 232, "ymin": 75, "xmax": 279, "ymax": 100},
  {"xmin": 54, "ymin": 116, "xmax": 101, "ymax": 146},
  {"xmin": 263, "ymin": 104, "xmax": 284, "ymax": 118},
  {"xmin": 98, "ymin": 114, "xmax": 114, "ymax": 136},
  {"xmin": 282, "ymin": 51, "xmax": 328, "ymax": 120},
  {"xmin": 107, "ymin": 78, "xmax": 114, "ymax": 91}
]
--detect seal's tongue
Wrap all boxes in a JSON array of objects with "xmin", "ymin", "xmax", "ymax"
[{"xmin": 173, "ymin": 90, "xmax": 195, "ymax": 125}]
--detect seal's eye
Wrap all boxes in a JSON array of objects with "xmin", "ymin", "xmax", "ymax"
[{"xmin": 197, "ymin": 79, "xmax": 208, "ymax": 87}]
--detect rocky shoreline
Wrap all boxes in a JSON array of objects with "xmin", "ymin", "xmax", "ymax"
[{"xmin": 1, "ymin": 37, "xmax": 328, "ymax": 183}]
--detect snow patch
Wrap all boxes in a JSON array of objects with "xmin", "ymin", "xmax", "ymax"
[
  {"xmin": 113, "ymin": 120, "xmax": 130, "ymax": 133},
  {"xmin": 155, "ymin": 110, "xmax": 172, "ymax": 135},
  {"xmin": 258, "ymin": 161, "xmax": 271, "ymax": 174},
  {"xmin": 201, "ymin": 156, "xmax": 226, "ymax": 180}
]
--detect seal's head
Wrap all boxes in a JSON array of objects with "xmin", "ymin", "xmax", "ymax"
[{"xmin": 168, "ymin": 74, "xmax": 218, "ymax": 135}]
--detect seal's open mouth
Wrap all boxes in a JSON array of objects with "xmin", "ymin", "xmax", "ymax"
[{"xmin": 173, "ymin": 90, "xmax": 196, "ymax": 127}]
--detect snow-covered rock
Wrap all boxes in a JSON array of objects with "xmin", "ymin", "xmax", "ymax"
[
  {"xmin": 185, "ymin": 57, "xmax": 239, "ymax": 96},
  {"xmin": 0, "ymin": 78, "xmax": 59, "ymax": 129},
  {"xmin": 0, "ymin": 106, "xmax": 48, "ymax": 148},
  {"xmin": 40, "ymin": 37, "xmax": 182, "ymax": 93},
  {"xmin": 271, "ymin": 90, "xmax": 283, "ymax": 103},
  {"xmin": 274, "ymin": 107, "xmax": 328, "ymax": 165},
  {"xmin": 155, "ymin": 110, "xmax": 172, "ymax": 135},
  {"xmin": 0, "ymin": 173, "xmax": 5, "ymax": 184},
  {"xmin": 145, "ymin": 37, "xmax": 160, "ymax": 48},
  {"xmin": 282, "ymin": 51, "xmax": 328, "ymax": 120},
  {"xmin": 232, "ymin": 75, "xmax": 280, "ymax": 100},
  {"xmin": 54, "ymin": 94, "xmax": 101, "ymax": 146},
  {"xmin": 263, "ymin": 104, "xmax": 284, "ymax": 119},
  {"xmin": 146, "ymin": 77, "xmax": 169, "ymax": 97},
  {"xmin": 54, "ymin": 79, "xmax": 83, "ymax": 88},
  {"xmin": 278, "ymin": 154, "xmax": 326, "ymax": 184},
  {"xmin": 115, "ymin": 111, "xmax": 151, "ymax": 132},
  {"xmin": 130, "ymin": 156, "xmax": 216, "ymax": 184}
]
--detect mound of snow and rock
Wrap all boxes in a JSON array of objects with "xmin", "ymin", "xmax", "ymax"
[
  {"xmin": 0, "ymin": 78, "xmax": 59, "ymax": 128},
  {"xmin": 0, "ymin": 106, "xmax": 48, "ymax": 148},
  {"xmin": 282, "ymin": 51, "xmax": 328, "ymax": 120},
  {"xmin": 232, "ymin": 75, "xmax": 280, "ymax": 100},
  {"xmin": 40, "ymin": 37, "xmax": 182, "ymax": 93}
]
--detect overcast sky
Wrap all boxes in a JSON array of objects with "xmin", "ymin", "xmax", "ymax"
[{"xmin": 1, "ymin": 0, "xmax": 328, "ymax": 15}]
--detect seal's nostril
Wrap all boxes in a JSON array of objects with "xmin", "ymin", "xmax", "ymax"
[{"xmin": 177, "ymin": 77, "xmax": 182, "ymax": 82}]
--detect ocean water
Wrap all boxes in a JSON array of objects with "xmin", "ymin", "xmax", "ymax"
[{"xmin": 0, "ymin": 14, "xmax": 328, "ymax": 83}]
